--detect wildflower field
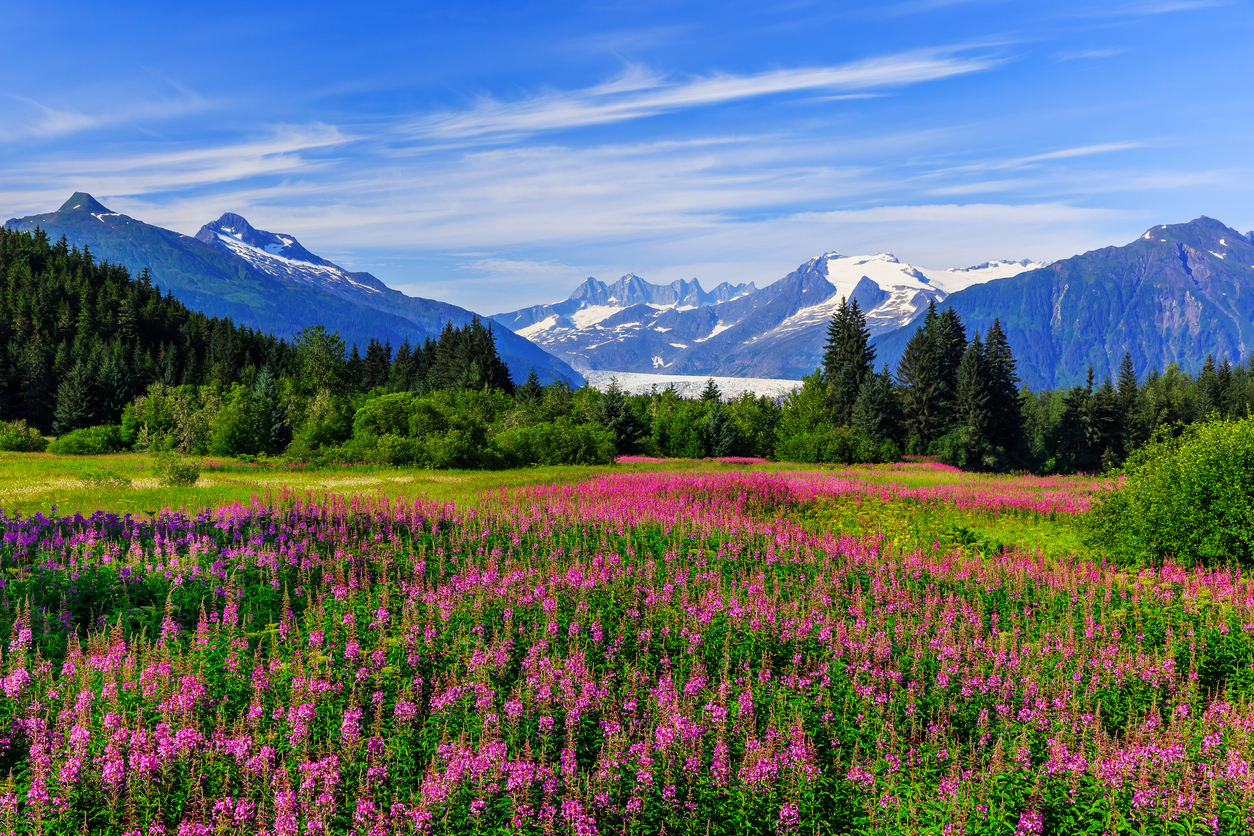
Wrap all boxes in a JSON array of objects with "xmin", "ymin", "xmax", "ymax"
[{"xmin": 1, "ymin": 460, "xmax": 1251, "ymax": 835}]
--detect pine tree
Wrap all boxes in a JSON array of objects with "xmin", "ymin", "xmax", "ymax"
[
  {"xmin": 982, "ymin": 319, "xmax": 1024, "ymax": 461},
  {"xmin": 896, "ymin": 326, "xmax": 940, "ymax": 453},
  {"xmin": 594, "ymin": 377, "xmax": 646, "ymax": 455},
  {"xmin": 700, "ymin": 378, "xmax": 721, "ymax": 403},
  {"xmin": 1115, "ymin": 352, "xmax": 1141, "ymax": 453},
  {"xmin": 703, "ymin": 402, "xmax": 738, "ymax": 457},
  {"xmin": 389, "ymin": 339, "xmax": 414, "ymax": 392},
  {"xmin": 54, "ymin": 360, "xmax": 93, "ymax": 436},
  {"xmin": 949, "ymin": 335, "xmax": 992, "ymax": 469},
  {"xmin": 253, "ymin": 366, "xmax": 289, "ymax": 454},
  {"xmin": 851, "ymin": 366, "xmax": 903, "ymax": 447},
  {"xmin": 927, "ymin": 306, "xmax": 968, "ymax": 434},
  {"xmin": 822, "ymin": 297, "xmax": 875, "ymax": 426},
  {"xmin": 1196, "ymin": 355, "xmax": 1220, "ymax": 418},
  {"xmin": 517, "ymin": 368, "xmax": 544, "ymax": 405},
  {"xmin": 362, "ymin": 339, "xmax": 392, "ymax": 390}
]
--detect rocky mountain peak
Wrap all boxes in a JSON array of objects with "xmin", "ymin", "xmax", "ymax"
[{"xmin": 58, "ymin": 193, "xmax": 111, "ymax": 215}]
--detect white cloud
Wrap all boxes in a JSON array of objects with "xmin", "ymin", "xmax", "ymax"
[
  {"xmin": 409, "ymin": 50, "xmax": 1000, "ymax": 141},
  {"xmin": 0, "ymin": 91, "xmax": 210, "ymax": 141}
]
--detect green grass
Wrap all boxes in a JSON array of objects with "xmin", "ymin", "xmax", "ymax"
[
  {"xmin": 0, "ymin": 452, "xmax": 823, "ymax": 517},
  {"xmin": 791, "ymin": 493, "xmax": 1087, "ymax": 559},
  {"xmin": 0, "ymin": 451, "xmax": 1099, "ymax": 560}
]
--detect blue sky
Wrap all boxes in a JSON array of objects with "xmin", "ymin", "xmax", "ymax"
[{"xmin": 2, "ymin": 1, "xmax": 1251, "ymax": 312}]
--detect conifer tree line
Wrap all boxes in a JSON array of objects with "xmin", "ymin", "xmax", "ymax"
[
  {"xmin": 3, "ymin": 226, "xmax": 1253, "ymax": 471},
  {"xmin": 805, "ymin": 295, "xmax": 1254, "ymax": 471}
]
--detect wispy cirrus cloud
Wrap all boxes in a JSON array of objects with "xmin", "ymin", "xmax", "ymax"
[
  {"xmin": 408, "ymin": 50, "xmax": 1002, "ymax": 141},
  {"xmin": 0, "ymin": 90, "xmax": 211, "ymax": 141}
]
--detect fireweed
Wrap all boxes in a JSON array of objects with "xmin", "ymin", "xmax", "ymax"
[{"xmin": 0, "ymin": 470, "xmax": 1248, "ymax": 835}]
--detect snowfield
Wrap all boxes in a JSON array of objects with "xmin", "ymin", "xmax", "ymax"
[{"xmin": 584, "ymin": 370, "xmax": 801, "ymax": 400}]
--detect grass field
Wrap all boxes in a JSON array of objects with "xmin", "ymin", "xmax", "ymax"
[{"xmin": 8, "ymin": 453, "xmax": 1242, "ymax": 835}]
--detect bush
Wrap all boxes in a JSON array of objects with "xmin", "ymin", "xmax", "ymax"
[
  {"xmin": 47, "ymin": 425, "xmax": 126, "ymax": 455},
  {"xmin": 774, "ymin": 426, "xmax": 892, "ymax": 464},
  {"xmin": 78, "ymin": 467, "xmax": 133, "ymax": 488},
  {"xmin": 153, "ymin": 450, "xmax": 202, "ymax": 486},
  {"xmin": 495, "ymin": 419, "xmax": 616, "ymax": 466},
  {"xmin": 0, "ymin": 419, "xmax": 48, "ymax": 452},
  {"xmin": 1085, "ymin": 416, "xmax": 1254, "ymax": 564}
]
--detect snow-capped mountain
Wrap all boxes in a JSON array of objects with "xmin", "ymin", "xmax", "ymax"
[
  {"xmin": 495, "ymin": 274, "xmax": 756, "ymax": 335},
  {"xmin": 196, "ymin": 213, "xmax": 392, "ymax": 303},
  {"xmin": 3, "ymin": 195, "xmax": 582, "ymax": 386},
  {"xmin": 495, "ymin": 253, "xmax": 1041, "ymax": 378}
]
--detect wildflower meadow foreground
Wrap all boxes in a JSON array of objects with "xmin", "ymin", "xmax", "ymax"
[{"xmin": 0, "ymin": 465, "xmax": 1251, "ymax": 835}]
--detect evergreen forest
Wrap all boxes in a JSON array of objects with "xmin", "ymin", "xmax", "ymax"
[{"xmin": 2, "ymin": 226, "xmax": 1252, "ymax": 471}]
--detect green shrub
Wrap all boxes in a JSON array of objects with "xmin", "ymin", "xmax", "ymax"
[
  {"xmin": 153, "ymin": 450, "xmax": 202, "ymax": 486},
  {"xmin": 47, "ymin": 425, "xmax": 126, "ymax": 455},
  {"xmin": 78, "ymin": 467, "xmax": 133, "ymax": 488},
  {"xmin": 1085, "ymin": 416, "xmax": 1254, "ymax": 564},
  {"xmin": 0, "ymin": 419, "xmax": 49, "ymax": 452},
  {"xmin": 774, "ymin": 426, "xmax": 890, "ymax": 464},
  {"xmin": 495, "ymin": 419, "xmax": 616, "ymax": 466}
]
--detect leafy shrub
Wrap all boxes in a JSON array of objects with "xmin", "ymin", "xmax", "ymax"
[
  {"xmin": 78, "ymin": 467, "xmax": 133, "ymax": 488},
  {"xmin": 153, "ymin": 450, "xmax": 202, "ymax": 486},
  {"xmin": 1085, "ymin": 416, "xmax": 1254, "ymax": 564},
  {"xmin": 0, "ymin": 419, "xmax": 48, "ymax": 452},
  {"xmin": 495, "ymin": 419, "xmax": 616, "ymax": 466},
  {"xmin": 47, "ymin": 425, "xmax": 126, "ymax": 455},
  {"xmin": 774, "ymin": 426, "xmax": 893, "ymax": 464}
]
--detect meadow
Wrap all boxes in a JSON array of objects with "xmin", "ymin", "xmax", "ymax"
[{"xmin": 0, "ymin": 454, "xmax": 1247, "ymax": 834}]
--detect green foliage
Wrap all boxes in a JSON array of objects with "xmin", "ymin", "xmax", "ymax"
[
  {"xmin": 77, "ymin": 466, "xmax": 132, "ymax": 487},
  {"xmin": 208, "ymin": 383, "xmax": 263, "ymax": 456},
  {"xmin": 1085, "ymin": 415, "xmax": 1254, "ymax": 563},
  {"xmin": 0, "ymin": 419, "xmax": 48, "ymax": 452},
  {"xmin": 592, "ymin": 377, "xmax": 647, "ymax": 454},
  {"xmin": 822, "ymin": 297, "xmax": 875, "ymax": 426},
  {"xmin": 153, "ymin": 448, "xmax": 202, "ymax": 486},
  {"xmin": 774, "ymin": 424, "xmax": 891, "ymax": 464},
  {"xmin": 495, "ymin": 419, "xmax": 615, "ymax": 466},
  {"xmin": 650, "ymin": 396, "xmax": 708, "ymax": 457},
  {"xmin": 47, "ymin": 424, "xmax": 126, "ymax": 455}
]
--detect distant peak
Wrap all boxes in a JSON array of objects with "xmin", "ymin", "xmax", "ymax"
[
  {"xmin": 59, "ymin": 192, "xmax": 110, "ymax": 214},
  {"xmin": 205, "ymin": 212, "xmax": 258, "ymax": 237}
]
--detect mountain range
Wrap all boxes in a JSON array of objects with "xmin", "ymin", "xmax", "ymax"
[
  {"xmin": 872, "ymin": 217, "xmax": 1254, "ymax": 388},
  {"xmin": 4, "ymin": 194, "xmax": 581, "ymax": 386},
  {"xmin": 496, "ymin": 218, "xmax": 1254, "ymax": 389},
  {"xmin": 494, "ymin": 254, "xmax": 1041, "ymax": 380},
  {"xmin": 9, "ymin": 194, "xmax": 1253, "ymax": 392}
]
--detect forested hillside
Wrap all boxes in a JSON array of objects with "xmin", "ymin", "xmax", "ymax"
[{"xmin": 4, "ymin": 226, "xmax": 1253, "ymax": 473}]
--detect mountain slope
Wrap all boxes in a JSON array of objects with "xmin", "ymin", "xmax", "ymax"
[
  {"xmin": 872, "ymin": 217, "xmax": 1254, "ymax": 389},
  {"xmin": 5, "ymin": 195, "xmax": 579, "ymax": 385},
  {"xmin": 496, "ymin": 253, "xmax": 1039, "ymax": 378}
]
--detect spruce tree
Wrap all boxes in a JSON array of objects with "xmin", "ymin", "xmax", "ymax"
[
  {"xmin": 700, "ymin": 378, "xmax": 721, "ymax": 403},
  {"xmin": 1196, "ymin": 355, "xmax": 1219, "ymax": 418},
  {"xmin": 982, "ymin": 319, "xmax": 1024, "ymax": 461},
  {"xmin": 896, "ymin": 326, "xmax": 940, "ymax": 453},
  {"xmin": 851, "ymin": 365, "xmax": 903, "ymax": 447},
  {"xmin": 928, "ymin": 307, "xmax": 968, "ymax": 435},
  {"xmin": 253, "ymin": 366, "xmax": 289, "ymax": 454},
  {"xmin": 822, "ymin": 297, "xmax": 875, "ymax": 426},
  {"xmin": 594, "ymin": 377, "xmax": 646, "ymax": 455},
  {"xmin": 950, "ymin": 335, "xmax": 992, "ymax": 469},
  {"xmin": 518, "ymin": 368, "xmax": 544, "ymax": 405},
  {"xmin": 703, "ymin": 402, "xmax": 738, "ymax": 457},
  {"xmin": 1116, "ymin": 352, "xmax": 1141, "ymax": 453},
  {"xmin": 389, "ymin": 339, "xmax": 414, "ymax": 392},
  {"xmin": 54, "ymin": 360, "xmax": 93, "ymax": 436},
  {"xmin": 362, "ymin": 339, "xmax": 392, "ymax": 390}
]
